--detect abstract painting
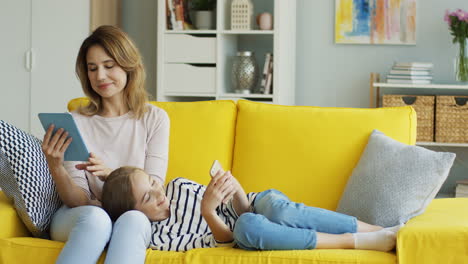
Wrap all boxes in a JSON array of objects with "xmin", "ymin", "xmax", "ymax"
[{"xmin": 335, "ymin": 0, "xmax": 416, "ymax": 45}]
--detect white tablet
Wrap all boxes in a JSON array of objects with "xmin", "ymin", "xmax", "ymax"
[{"xmin": 38, "ymin": 113, "xmax": 89, "ymax": 161}]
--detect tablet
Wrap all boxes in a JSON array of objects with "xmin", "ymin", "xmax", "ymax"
[{"xmin": 38, "ymin": 113, "xmax": 90, "ymax": 161}]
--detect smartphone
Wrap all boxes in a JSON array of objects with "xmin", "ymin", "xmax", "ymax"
[{"xmin": 210, "ymin": 160, "xmax": 225, "ymax": 177}]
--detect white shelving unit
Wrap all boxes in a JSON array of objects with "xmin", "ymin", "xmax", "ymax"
[
  {"xmin": 156, "ymin": 0, "xmax": 296, "ymax": 104},
  {"xmin": 370, "ymin": 73, "xmax": 468, "ymax": 147}
]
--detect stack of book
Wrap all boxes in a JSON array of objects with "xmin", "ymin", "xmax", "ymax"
[
  {"xmin": 386, "ymin": 62, "xmax": 433, "ymax": 84},
  {"xmin": 455, "ymin": 179, "xmax": 468, "ymax": 198},
  {"xmin": 260, "ymin": 53, "xmax": 273, "ymax": 94},
  {"xmin": 166, "ymin": 0, "xmax": 194, "ymax": 30}
]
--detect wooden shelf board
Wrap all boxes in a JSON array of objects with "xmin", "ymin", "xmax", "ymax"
[
  {"xmin": 220, "ymin": 93, "xmax": 274, "ymax": 98},
  {"xmin": 164, "ymin": 93, "xmax": 216, "ymax": 97},
  {"xmin": 165, "ymin": 30, "xmax": 217, "ymax": 34},
  {"xmin": 220, "ymin": 30, "xmax": 274, "ymax": 35},
  {"xmin": 373, "ymin": 82, "xmax": 468, "ymax": 89},
  {"xmin": 416, "ymin": 142, "xmax": 468, "ymax": 147}
]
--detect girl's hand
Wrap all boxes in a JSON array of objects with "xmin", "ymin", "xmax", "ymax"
[
  {"xmin": 75, "ymin": 152, "xmax": 112, "ymax": 181},
  {"xmin": 221, "ymin": 171, "xmax": 242, "ymax": 204},
  {"xmin": 42, "ymin": 124, "xmax": 72, "ymax": 170},
  {"xmin": 202, "ymin": 171, "xmax": 235, "ymax": 214}
]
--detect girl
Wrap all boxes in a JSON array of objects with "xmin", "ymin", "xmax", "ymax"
[
  {"xmin": 41, "ymin": 25, "xmax": 170, "ymax": 264},
  {"xmin": 102, "ymin": 166, "xmax": 401, "ymax": 258}
]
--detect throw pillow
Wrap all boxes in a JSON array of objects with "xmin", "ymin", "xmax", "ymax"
[
  {"xmin": 0, "ymin": 120, "xmax": 61, "ymax": 238},
  {"xmin": 337, "ymin": 129, "xmax": 456, "ymax": 227}
]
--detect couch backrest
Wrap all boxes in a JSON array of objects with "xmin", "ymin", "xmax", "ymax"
[
  {"xmin": 232, "ymin": 100, "xmax": 416, "ymax": 210},
  {"xmin": 68, "ymin": 98, "xmax": 237, "ymax": 185}
]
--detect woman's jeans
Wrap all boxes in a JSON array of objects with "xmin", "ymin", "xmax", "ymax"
[
  {"xmin": 50, "ymin": 205, "xmax": 151, "ymax": 264},
  {"xmin": 233, "ymin": 189, "xmax": 357, "ymax": 250}
]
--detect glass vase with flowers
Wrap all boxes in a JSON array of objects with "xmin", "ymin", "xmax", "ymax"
[{"xmin": 445, "ymin": 9, "xmax": 468, "ymax": 82}]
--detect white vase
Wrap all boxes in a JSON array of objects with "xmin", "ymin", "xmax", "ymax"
[{"xmin": 194, "ymin": 11, "xmax": 215, "ymax": 30}]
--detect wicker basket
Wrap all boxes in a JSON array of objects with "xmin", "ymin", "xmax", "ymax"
[
  {"xmin": 382, "ymin": 95, "xmax": 435, "ymax": 142},
  {"xmin": 435, "ymin": 95, "xmax": 468, "ymax": 143}
]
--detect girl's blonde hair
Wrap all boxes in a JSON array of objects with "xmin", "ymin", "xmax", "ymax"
[
  {"xmin": 102, "ymin": 166, "xmax": 140, "ymax": 221},
  {"xmin": 75, "ymin": 25, "xmax": 149, "ymax": 119}
]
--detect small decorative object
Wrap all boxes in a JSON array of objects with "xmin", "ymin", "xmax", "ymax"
[
  {"xmin": 256, "ymin": 12, "xmax": 273, "ymax": 30},
  {"xmin": 190, "ymin": 0, "xmax": 216, "ymax": 30},
  {"xmin": 231, "ymin": 51, "xmax": 259, "ymax": 94},
  {"xmin": 445, "ymin": 9, "xmax": 468, "ymax": 82},
  {"xmin": 335, "ymin": 0, "xmax": 416, "ymax": 45},
  {"xmin": 231, "ymin": 0, "xmax": 253, "ymax": 30}
]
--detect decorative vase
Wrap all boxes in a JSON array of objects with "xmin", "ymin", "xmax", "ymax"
[
  {"xmin": 256, "ymin": 12, "xmax": 273, "ymax": 30},
  {"xmin": 455, "ymin": 38, "xmax": 468, "ymax": 82},
  {"xmin": 194, "ymin": 10, "xmax": 215, "ymax": 30},
  {"xmin": 231, "ymin": 51, "xmax": 259, "ymax": 94},
  {"xmin": 231, "ymin": 0, "xmax": 253, "ymax": 30}
]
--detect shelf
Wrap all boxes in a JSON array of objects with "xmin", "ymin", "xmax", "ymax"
[
  {"xmin": 416, "ymin": 142, "xmax": 468, "ymax": 147},
  {"xmin": 373, "ymin": 82, "xmax": 468, "ymax": 89},
  {"xmin": 220, "ymin": 30, "xmax": 274, "ymax": 35},
  {"xmin": 220, "ymin": 93, "xmax": 273, "ymax": 99},
  {"xmin": 165, "ymin": 30, "xmax": 217, "ymax": 34},
  {"xmin": 435, "ymin": 192, "xmax": 454, "ymax": 199},
  {"xmin": 164, "ymin": 30, "xmax": 274, "ymax": 35},
  {"xmin": 164, "ymin": 93, "xmax": 216, "ymax": 97}
]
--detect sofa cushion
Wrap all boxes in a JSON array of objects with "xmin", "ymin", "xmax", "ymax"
[
  {"xmin": 232, "ymin": 100, "xmax": 416, "ymax": 210},
  {"xmin": 397, "ymin": 198, "xmax": 468, "ymax": 264},
  {"xmin": 0, "ymin": 191, "xmax": 30, "ymax": 239},
  {"xmin": 185, "ymin": 247, "xmax": 396, "ymax": 264},
  {"xmin": 337, "ymin": 130, "xmax": 455, "ymax": 227},
  {"xmin": 68, "ymin": 98, "xmax": 237, "ymax": 185},
  {"xmin": 0, "ymin": 237, "xmax": 185, "ymax": 264},
  {"xmin": 0, "ymin": 121, "xmax": 61, "ymax": 238}
]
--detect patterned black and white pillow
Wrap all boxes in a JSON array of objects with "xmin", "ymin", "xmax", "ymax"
[{"xmin": 0, "ymin": 120, "xmax": 62, "ymax": 238}]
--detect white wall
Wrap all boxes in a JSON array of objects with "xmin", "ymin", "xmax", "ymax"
[
  {"xmin": 296, "ymin": 0, "xmax": 467, "ymax": 107},
  {"xmin": 295, "ymin": 0, "xmax": 468, "ymax": 195},
  {"xmin": 121, "ymin": 0, "xmax": 158, "ymax": 100}
]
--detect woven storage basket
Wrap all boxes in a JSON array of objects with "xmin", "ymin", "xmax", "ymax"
[
  {"xmin": 435, "ymin": 95, "xmax": 468, "ymax": 143},
  {"xmin": 382, "ymin": 95, "xmax": 435, "ymax": 142}
]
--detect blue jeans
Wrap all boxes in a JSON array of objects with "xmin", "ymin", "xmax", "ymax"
[
  {"xmin": 233, "ymin": 189, "xmax": 357, "ymax": 250},
  {"xmin": 50, "ymin": 205, "xmax": 151, "ymax": 264}
]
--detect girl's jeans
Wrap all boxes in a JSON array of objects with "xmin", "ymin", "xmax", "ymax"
[
  {"xmin": 233, "ymin": 189, "xmax": 357, "ymax": 250},
  {"xmin": 50, "ymin": 205, "xmax": 151, "ymax": 264}
]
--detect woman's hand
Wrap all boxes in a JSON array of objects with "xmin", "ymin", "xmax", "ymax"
[
  {"xmin": 75, "ymin": 152, "xmax": 112, "ymax": 181},
  {"xmin": 42, "ymin": 124, "xmax": 72, "ymax": 171},
  {"xmin": 202, "ymin": 171, "xmax": 235, "ymax": 214}
]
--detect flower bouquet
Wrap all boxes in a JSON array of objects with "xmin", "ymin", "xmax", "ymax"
[{"xmin": 445, "ymin": 9, "xmax": 468, "ymax": 82}]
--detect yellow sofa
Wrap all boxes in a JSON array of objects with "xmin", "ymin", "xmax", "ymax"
[{"xmin": 1, "ymin": 99, "xmax": 468, "ymax": 264}]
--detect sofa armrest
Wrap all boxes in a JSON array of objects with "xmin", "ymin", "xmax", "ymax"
[
  {"xmin": 0, "ymin": 191, "xmax": 30, "ymax": 238},
  {"xmin": 397, "ymin": 198, "xmax": 468, "ymax": 264}
]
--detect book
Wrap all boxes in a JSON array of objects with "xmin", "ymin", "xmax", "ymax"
[
  {"xmin": 456, "ymin": 183, "xmax": 468, "ymax": 197},
  {"xmin": 394, "ymin": 62, "xmax": 434, "ymax": 68},
  {"xmin": 260, "ymin": 53, "xmax": 272, "ymax": 92},
  {"xmin": 386, "ymin": 79, "xmax": 432, "ymax": 84},
  {"xmin": 173, "ymin": 0, "xmax": 185, "ymax": 30},
  {"xmin": 389, "ymin": 70, "xmax": 431, "ymax": 76},
  {"xmin": 392, "ymin": 66, "xmax": 433, "ymax": 71},
  {"xmin": 264, "ymin": 54, "xmax": 273, "ymax": 94},
  {"xmin": 167, "ymin": 0, "xmax": 177, "ymax": 30},
  {"xmin": 387, "ymin": 75, "xmax": 433, "ymax": 80}
]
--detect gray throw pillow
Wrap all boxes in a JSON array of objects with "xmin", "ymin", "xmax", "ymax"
[
  {"xmin": 0, "ymin": 120, "xmax": 61, "ymax": 238},
  {"xmin": 337, "ymin": 130, "xmax": 456, "ymax": 227}
]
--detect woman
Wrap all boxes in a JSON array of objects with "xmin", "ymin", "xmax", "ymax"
[
  {"xmin": 41, "ymin": 25, "xmax": 169, "ymax": 264},
  {"xmin": 102, "ymin": 166, "xmax": 402, "ymax": 256}
]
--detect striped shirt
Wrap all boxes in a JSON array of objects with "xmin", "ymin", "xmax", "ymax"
[{"xmin": 150, "ymin": 178, "xmax": 256, "ymax": 252}]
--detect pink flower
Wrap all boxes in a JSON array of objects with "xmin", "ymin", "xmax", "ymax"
[{"xmin": 444, "ymin": 10, "xmax": 450, "ymax": 22}]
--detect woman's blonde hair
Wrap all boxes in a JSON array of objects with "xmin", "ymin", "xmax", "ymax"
[
  {"xmin": 75, "ymin": 25, "xmax": 149, "ymax": 119},
  {"xmin": 102, "ymin": 166, "xmax": 140, "ymax": 221}
]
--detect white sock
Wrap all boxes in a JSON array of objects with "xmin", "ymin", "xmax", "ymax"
[
  {"xmin": 383, "ymin": 223, "xmax": 404, "ymax": 234},
  {"xmin": 353, "ymin": 229, "xmax": 396, "ymax": 252}
]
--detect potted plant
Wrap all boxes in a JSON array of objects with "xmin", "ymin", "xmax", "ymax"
[{"xmin": 190, "ymin": 0, "xmax": 216, "ymax": 30}]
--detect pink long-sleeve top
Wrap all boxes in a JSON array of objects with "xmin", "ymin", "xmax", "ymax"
[{"xmin": 63, "ymin": 104, "xmax": 170, "ymax": 201}]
